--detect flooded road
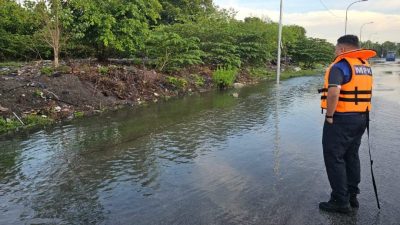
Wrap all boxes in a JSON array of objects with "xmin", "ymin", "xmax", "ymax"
[{"xmin": 1, "ymin": 62, "xmax": 400, "ymax": 225}]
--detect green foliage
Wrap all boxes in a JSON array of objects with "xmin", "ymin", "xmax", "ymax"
[
  {"xmin": 0, "ymin": 115, "xmax": 53, "ymax": 134},
  {"xmin": 65, "ymin": 0, "xmax": 162, "ymax": 60},
  {"xmin": 23, "ymin": 115, "xmax": 53, "ymax": 128},
  {"xmin": 202, "ymin": 41, "xmax": 241, "ymax": 68},
  {"xmin": 41, "ymin": 66, "xmax": 54, "ymax": 76},
  {"xmin": 281, "ymin": 68, "xmax": 323, "ymax": 79},
  {"xmin": 33, "ymin": 89, "xmax": 44, "ymax": 98},
  {"xmin": 212, "ymin": 67, "xmax": 238, "ymax": 88},
  {"xmin": 74, "ymin": 111, "xmax": 84, "ymax": 118},
  {"xmin": 289, "ymin": 37, "xmax": 334, "ymax": 69},
  {"xmin": 4, "ymin": 0, "xmax": 395, "ymax": 76},
  {"xmin": 166, "ymin": 76, "xmax": 188, "ymax": 90},
  {"xmin": 361, "ymin": 40, "xmax": 400, "ymax": 58},
  {"xmin": 0, "ymin": 61, "xmax": 23, "ymax": 67},
  {"xmin": 158, "ymin": 0, "xmax": 215, "ymax": 24},
  {"xmin": 0, "ymin": 118, "xmax": 21, "ymax": 133},
  {"xmin": 98, "ymin": 66, "xmax": 109, "ymax": 75},
  {"xmin": 145, "ymin": 31, "xmax": 204, "ymax": 72},
  {"xmin": 191, "ymin": 74, "xmax": 205, "ymax": 87},
  {"xmin": 56, "ymin": 65, "xmax": 71, "ymax": 73},
  {"xmin": 0, "ymin": 0, "xmax": 49, "ymax": 61},
  {"xmin": 249, "ymin": 67, "xmax": 273, "ymax": 79}
]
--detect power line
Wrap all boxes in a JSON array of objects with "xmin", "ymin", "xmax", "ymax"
[{"xmin": 319, "ymin": 0, "xmax": 341, "ymax": 18}]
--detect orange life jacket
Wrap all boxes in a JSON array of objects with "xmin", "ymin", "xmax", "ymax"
[{"xmin": 320, "ymin": 49, "xmax": 377, "ymax": 113}]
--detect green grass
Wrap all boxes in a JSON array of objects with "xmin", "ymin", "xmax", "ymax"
[
  {"xmin": 98, "ymin": 66, "xmax": 109, "ymax": 75},
  {"xmin": 167, "ymin": 76, "xmax": 188, "ymax": 90},
  {"xmin": 0, "ymin": 115, "xmax": 53, "ymax": 135},
  {"xmin": 280, "ymin": 68, "xmax": 324, "ymax": 79},
  {"xmin": 0, "ymin": 118, "xmax": 21, "ymax": 134},
  {"xmin": 0, "ymin": 61, "xmax": 24, "ymax": 67},
  {"xmin": 191, "ymin": 74, "xmax": 205, "ymax": 87},
  {"xmin": 248, "ymin": 67, "xmax": 323, "ymax": 81},
  {"xmin": 74, "ymin": 111, "xmax": 84, "ymax": 118},
  {"xmin": 40, "ymin": 66, "xmax": 54, "ymax": 76},
  {"xmin": 212, "ymin": 67, "xmax": 238, "ymax": 88},
  {"xmin": 248, "ymin": 67, "xmax": 274, "ymax": 79}
]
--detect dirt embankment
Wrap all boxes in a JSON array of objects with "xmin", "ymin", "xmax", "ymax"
[{"xmin": 0, "ymin": 60, "xmax": 254, "ymax": 127}]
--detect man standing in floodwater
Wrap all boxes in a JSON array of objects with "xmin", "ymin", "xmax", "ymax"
[{"xmin": 318, "ymin": 35, "xmax": 376, "ymax": 213}]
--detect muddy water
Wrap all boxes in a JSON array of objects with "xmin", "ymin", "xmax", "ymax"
[{"xmin": 1, "ymin": 62, "xmax": 399, "ymax": 225}]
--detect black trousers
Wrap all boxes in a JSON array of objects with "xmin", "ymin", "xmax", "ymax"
[{"xmin": 322, "ymin": 114, "xmax": 367, "ymax": 204}]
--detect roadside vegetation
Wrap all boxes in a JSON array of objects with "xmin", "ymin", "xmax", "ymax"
[{"xmin": 2, "ymin": 0, "xmax": 394, "ymax": 135}]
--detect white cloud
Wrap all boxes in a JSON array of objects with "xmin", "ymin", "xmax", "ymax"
[{"xmin": 214, "ymin": 1, "xmax": 400, "ymax": 44}]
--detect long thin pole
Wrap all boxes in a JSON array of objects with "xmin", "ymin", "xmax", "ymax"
[
  {"xmin": 360, "ymin": 21, "xmax": 373, "ymax": 43},
  {"xmin": 276, "ymin": 0, "xmax": 283, "ymax": 84},
  {"xmin": 345, "ymin": 0, "xmax": 367, "ymax": 34}
]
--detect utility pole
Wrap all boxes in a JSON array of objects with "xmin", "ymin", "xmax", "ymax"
[
  {"xmin": 359, "ymin": 21, "xmax": 373, "ymax": 44},
  {"xmin": 345, "ymin": 0, "xmax": 368, "ymax": 34},
  {"xmin": 276, "ymin": 0, "xmax": 283, "ymax": 84}
]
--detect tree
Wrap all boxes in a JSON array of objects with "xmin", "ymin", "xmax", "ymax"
[
  {"xmin": 381, "ymin": 41, "xmax": 397, "ymax": 57},
  {"xmin": 158, "ymin": 0, "xmax": 215, "ymax": 24},
  {"xmin": 36, "ymin": 0, "xmax": 65, "ymax": 67},
  {"xmin": 0, "ymin": 0, "xmax": 44, "ymax": 60},
  {"xmin": 65, "ymin": 0, "xmax": 161, "ymax": 60},
  {"xmin": 145, "ymin": 30, "xmax": 204, "ymax": 72},
  {"xmin": 289, "ymin": 37, "xmax": 334, "ymax": 69}
]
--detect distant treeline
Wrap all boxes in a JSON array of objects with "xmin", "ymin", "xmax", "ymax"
[
  {"xmin": 361, "ymin": 40, "xmax": 400, "ymax": 58},
  {"xmin": 4, "ymin": 0, "xmax": 393, "ymax": 71}
]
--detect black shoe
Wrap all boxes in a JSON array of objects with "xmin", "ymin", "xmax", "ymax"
[
  {"xmin": 350, "ymin": 194, "xmax": 359, "ymax": 208},
  {"xmin": 319, "ymin": 200, "xmax": 351, "ymax": 214}
]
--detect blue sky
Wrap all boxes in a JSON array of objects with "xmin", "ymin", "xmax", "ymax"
[{"xmin": 214, "ymin": 0, "xmax": 400, "ymax": 43}]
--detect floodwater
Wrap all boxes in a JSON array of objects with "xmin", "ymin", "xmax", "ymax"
[{"xmin": 1, "ymin": 61, "xmax": 399, "ymax": 225}]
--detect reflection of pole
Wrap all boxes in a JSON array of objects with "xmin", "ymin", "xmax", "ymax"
[
  {"xmin": 276, "ymin": 0, "xmax": 283, "ymax": 84},
  {"xmin": 345, "ymin": 0, "xmax": 368, "ymax": 34},
  {"xmin": 273, "ymin": 85, "xmax": 281, "ymax": 177}
]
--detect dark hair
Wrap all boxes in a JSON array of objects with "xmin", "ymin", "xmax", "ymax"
[{"xmin": 337, "ymin": 35, "xmax": 360, "ymax": 48}]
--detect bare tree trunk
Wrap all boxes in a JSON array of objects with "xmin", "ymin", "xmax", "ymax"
[
  {"xmin": 54, "ymin": 47, "xmax": 59, "ymax": 68},
  {"xmin": 40, "ymin": 0, "xmax": 62, "ymax": 68}
]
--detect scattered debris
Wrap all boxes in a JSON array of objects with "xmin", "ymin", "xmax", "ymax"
[
  {"xmin": 12, "ymin": 112, "xmax": 25, "ymax": 125},
  {"xmin": 0, "ymin": 105, "xmax": 9, "ymax": 112},
  {"xmin": 233, "ymin": 83, "xmax": 245, "ymax": 89}
]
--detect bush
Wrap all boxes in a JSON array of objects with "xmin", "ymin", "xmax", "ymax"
[
  {"xmin": 212, "ymin": 67, "xmax": 238, "ymax": 89},
  {"xmin": 23, "ymin": 115, "xmax": 53, "ymax": 128},
  {"xmin": 57, "ymin": 65, "xmax": 71, "ymax": 73},
  {"xmin": 166, "ymin": 76, "xmax": 188, "ymax": 90},
  {"xmin": 98, "ymin": 66, "xmax": 109, "ymax": 75},
  {"xmin": 191, "ymin": 74, "xmax": 205, "ymax": 87},
  {"xmin": 0, "ymin": 118, "xmax": 21, "ymax": 133},
  {"xmin": 74, "ymin": 111, "xmax": 84, "ymax": 118},
  {"xmin": 145, "ymin": 31, "xmax": 204, "ymax": 72},
  {"xmin": 0, "ymin": 115, "xmax": 53, "ymax": 134},
  {"xmin": 201, "ymin": 42, "xmax": 241, "ymax": 68},
  {"xmin": 40, "ymin": 66, "xmax": 54, "ymax": 76}
]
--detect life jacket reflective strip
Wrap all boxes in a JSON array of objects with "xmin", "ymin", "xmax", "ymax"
[{"xmin": 320, "ymin": 49, "xmax": 376, "ymax": 113}]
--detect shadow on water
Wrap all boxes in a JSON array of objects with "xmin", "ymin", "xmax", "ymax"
[{"xmin": 1, "ymin": 65, "xmax": 400, "ymax": 224}]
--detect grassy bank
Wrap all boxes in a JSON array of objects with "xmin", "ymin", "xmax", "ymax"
[
  {"xmin": 247, "ymin": 67, "xmax": 324, "ymax": 81},
  {"xmin": 0, "ymin": 115, "xmax": 53, "ymax": 135}
]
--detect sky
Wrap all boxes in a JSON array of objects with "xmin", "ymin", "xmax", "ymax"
[{"xmin": 213, "ymin": 0, "xmax": 400, "ymax": 44}]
